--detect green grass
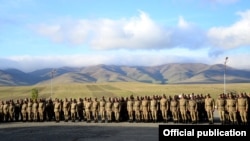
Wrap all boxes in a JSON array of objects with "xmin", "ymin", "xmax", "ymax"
[{"xmin": 0, "ymin": 82, "xmax": 249, "ymax": 100}]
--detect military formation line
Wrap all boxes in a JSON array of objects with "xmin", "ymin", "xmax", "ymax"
[{"xmin": 0, "ymin": 92, "xmax": 249, "ymax": 125}]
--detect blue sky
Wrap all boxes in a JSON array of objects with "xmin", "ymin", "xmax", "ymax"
[{"xmin": 0, "ymin": 0, "xmax": 250, "ymax": 72}]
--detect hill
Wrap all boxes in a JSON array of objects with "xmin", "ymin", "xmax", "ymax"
[{"xmin": 0, "ymin": 63, "xmax": 250, "ymax": 86}]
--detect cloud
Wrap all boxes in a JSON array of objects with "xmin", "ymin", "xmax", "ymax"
[
  {"xmin": 207, "ymin": 10, "xmax": 250, "ymax": 49},
  {"xmin": 1, "ymin": 46, "xmax": 249, "ymax": 72},
  {"xmin": 30, "ymin": 9, "xmax": 250, "ymax": 62},
  {"xmin": 170, "ymin": 16, "xmax": 207, "ymax": 49},
  {"xmin": 32, "ymin": 11, "xmax": 206, "ymax": 50},
  {"xmin": 0, "ymin": 49, "xmax": 204, "ymax": 72}
]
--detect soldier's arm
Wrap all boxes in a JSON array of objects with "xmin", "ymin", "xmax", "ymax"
[
  {"xmin": 212, "ymin": 99, "xmax": 215, "ymax": 111},
  {"xmin": 246, "ymin": 99, "xmax": 248, "ymax": 112}
]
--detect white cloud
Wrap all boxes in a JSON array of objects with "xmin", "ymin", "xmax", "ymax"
[
  {"xmin": 32, "ymin": 11, "xmax": 205, "ymax": 50},
  {"xmin": 91, "ymin": 11, "xmax": 170, "ymax": 49},
  {"xmin": 2, "ymin": 47, "xmax": 249, "ymax": 72},
  {"xmin": 213, "ymin": 53, "xmax": 250, "ymax": 70},
  {"xmin": 207, "ymin": 10, "xmax": 250, "ymax": 49}
]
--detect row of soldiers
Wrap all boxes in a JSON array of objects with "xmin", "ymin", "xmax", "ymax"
[{"xmin": 0, "ymin": 92, "xmax": 249, "ymax": 124}]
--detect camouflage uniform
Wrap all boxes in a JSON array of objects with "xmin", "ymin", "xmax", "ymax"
[
  {"xmin": 99, "ymin": 97, "xmax": 106, "ymax": 123},
  {"xmin": 205, "ymin": 94, "xmax": 215, "ymax": 124},
  {"xmin": 237, "ymin": 93, "xmax": 248, "ymax": 125},
  {"xmin": 226, "ymin": 94, "xmax": 238, "ymax": 124}
]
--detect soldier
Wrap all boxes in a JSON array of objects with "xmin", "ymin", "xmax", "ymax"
[
  {"xmin": 0, "ymin": 101, "xmax": 4, "ymax": 122},
  {"xmin": 85, "ymin": 98, "xmax": 92, "ymax": 123},
  {"xmin": 70, "ymin": 99, "xmax": 77, "ymax": 122},
  {"xmin": 21, "ymin": 99, "xmax": 28, "ymax": 122},
  {"xmin": 14, "ymin": 99, "xmax": 21, "ymax": 122},
  {"xmin": 83, "ymin": 97, "xmax": 88, "ymax": 121},
  {"xmin": 197, "ymin": 94, "xmax": 206, "ymax": 122},
  {"xmin": 150, "ymin": 96, "xmax": 158, "ymax": 123},
  {"xmin": 8, "ymin": 100, "xmax": 15, "ymax": 122},
  {"xmin": 92, "ymin": 97, "xmax": 100, "ymax": 123},
  {"xmin": 179, "ymin": 94, "xmax": 188, "ymax": 123},
  {"xmin": 38, "ymin": 99, "xmax": 45, "ymax": 122},
  {"xmin": 188, "ymin": 95, "xmax": 197, "ymax": 124},
  {"xmin": 32, "ymin": 99, "xmax": 39, "ymax": 122},
  {"xmin": 170, "ymin": 95, "xmax": 179, "ymax": 123},
  {"xmin": 141, "ymin": 96, "xmax": 150, "ymax": 122},
  {"xmin": 204, "ymin": 94, "xmax": 215, "ymax": 124},
  {"xmin": 160, "ymin": 94, "xmax": 169, "ymax": 123},
  {"xmin": 54, "ymin": 98, "xmax": 61, "ymax": 122},
  {"xmin": 119, "ymin": 97, "xmax": 127, "ymax": 122},
  {"xmin": 133, "ymin": 96, "xmax": 141, "ymax": 123},
  {"xmin": 216, "ymin": 94, "xmax": 227, "ymax": 124},
  {"xmin": 77, "ymin": 98, "xmax": 84, "ymax": 121},
  {"xmin": 226, "ymin": 93, "xmax": 238, "ymax": 124},
  {"xmin": 27, "ymin": 99, "xmax": 33, "ymax": 121},
  {"xmin": 63, "ymin": 98, "xmax": 70, "ymax": 122},
  {"xmin": 3, "ymin": 101, "xmax": 9, "ymax": 122},
  {"xmin": 45, "ymin": 99, "xmax": 53, "ymax": 121},
  {"xmin": 113, "ymin": 98, "xmax": 121, "ymax": 122},
  {"xmin": 127, "ymin": 96, "xmax": 134, "ymax": 122},
  {"xmin": 105, "ymin": 97, "xmax": 113, "ymax": 123},
  {"xmin": 99, "ymin": 96, "xmax": 106, "ymax": 123},
  {"xmin": 237, "ymin": 93, "xmax": 248, "ymax": 125}
]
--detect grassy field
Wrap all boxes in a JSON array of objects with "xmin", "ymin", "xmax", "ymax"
[{"xmin": 0, "ymin": 82, "xmax": 249, "ymax": 100}]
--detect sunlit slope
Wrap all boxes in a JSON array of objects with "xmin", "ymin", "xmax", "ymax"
[{"xmin": 0, "ymin": 82, "xmax": 249, "ymax": 100}]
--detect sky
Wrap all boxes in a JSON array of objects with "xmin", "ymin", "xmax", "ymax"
[{"xmin": 0, "ymin": 0, "xmax": 250, "ymax": 72}]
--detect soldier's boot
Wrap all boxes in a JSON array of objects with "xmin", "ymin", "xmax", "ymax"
[{"xmin": 234, "ymin": 121, "xmax": 238, "ymax": 125}]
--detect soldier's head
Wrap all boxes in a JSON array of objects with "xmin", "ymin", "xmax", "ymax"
[
  {"xmin": 206, "ymin": 94, "xmax": 211, "ymax": 98},
  {"xmin": 130, "ymin": 94, "xmax": 134, "ymax": 100},
  {"xmin": 239, "ymin": 93, "xmax": 244, "ymax": 98},
  {"xmin": 162, "ymin": 94, "xmax": 166, "ymax": 98}
]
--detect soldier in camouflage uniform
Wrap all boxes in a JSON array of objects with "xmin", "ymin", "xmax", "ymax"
[
  {"xmin": 179, "ymin": 94, "xmax": 188, "ymax": 123},
  {"xmin": 188, "ymin": 95, "xmax": 197, "ymax": 124},
  {"xmin": 63, "ymin": 98, "xmax": 70, "ymax": 122},
  {"xmin": 226, "ymin": 93, "xmax": 238, "ymax": 124},
  {"xmin": 77, "ymin": 98, "xmax": 84, "ymax": 121},
  {"xmin": 85, "ymin": 98, "xmax": 92, "ymax": 123},
  {"xmin": 32, "ymin": 99, "xmax": 39, "ymax": 122},
  {"xmin": 14, "ymin": 99, "xmax": 21, "ymax": 122},
  {"xmin": 105, "ymin": 97, "xmax": 113, "ymax": 123},
  {"xmin": 54, "ymin": 98, "xmax": 62, "ymax": 122},
  {"xmin": 27, "ymin": 99, "xmax": 33, "ymax": 121},
  {"xmin": 237, "ymin": 93, "xmax": 248, "ymax": 125},
  {"xmin": 216, "ymin": 94, "xmax": 227, "ymax": 124},
  {"xmin": 21, "ymin": 100, "xmax": 27, "ymax": 122},
  {"xmin": 38, "ymin": 99, "xmax": 45, "ymax": 122},
  {"xmin": 127, "ymin": 96, "xmax": 134, "ymax": 122},
  {"xmin": 3, "ymin": 101, "xmax": 9, "ymax": 122},
  {"xmin": 99, "ymin": 96, "xmax": 106, "ymax": 123},
  {"xmin": 160, "ymin": 94, "xmax": 169, "ymax": 123},
  {"xmin": 133, "ymin": 96, "xmax": 141, "ymax": 123},
  {"xmin": 204, "ymin": 94, "xmax": 215, "ymax": 124},
  {"xmin": 92, "ymin": 97, "xmax": 100, "ymax": 123},
  {"xmin": 113, "ymin": 97, "xmax": 121, "ymax": 122},
  {"xmin": 70, "ymin": 99, "xmax": 77, "ymax": 122},
  {"xmin": 8, "ymin": 100, "xmax": 15, "ymax": 122},
  {"xmin": 141, "ymin": 96, "xmax": 150, "ymax": 122},
  {"xmin": 170, "ymin": 95, "xmax": 179, "ymax": 123},
  {"xmin": 0, "ymin": 101, "xmax": 4, "ymax": 122},
  {"xmin": 150, "ymin": 96, "xmax": 158, "ymax": 123}
]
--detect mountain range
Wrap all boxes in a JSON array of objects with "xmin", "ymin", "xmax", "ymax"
[{"xmin": 0, "ymin": 63, "xmax": 250, "ymax": 86}]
